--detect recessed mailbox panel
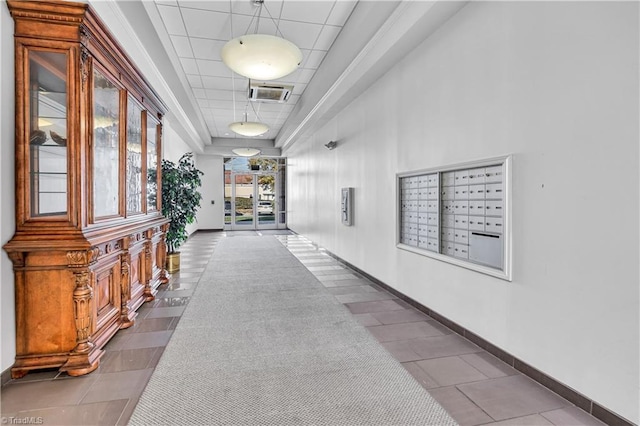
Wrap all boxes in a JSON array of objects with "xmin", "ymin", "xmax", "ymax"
[{"xmin": 398, "ymin": 157, "xmax": 510, "ymax": 280}]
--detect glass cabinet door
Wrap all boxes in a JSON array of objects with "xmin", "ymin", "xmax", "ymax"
[
  {"xmin": 92, "ymin": 69, "xmax": 120, "ymax": 218},
  {"xmin": 146, "ymin": 116, "xmax": 159, "ymax": 212},
  {"xmin": 126, "ymin": 97, "xmax": 143, "ymax": 214},
  {"xmin": 28, "ymin": 50, "xmax": 68, "ymax": 217}
]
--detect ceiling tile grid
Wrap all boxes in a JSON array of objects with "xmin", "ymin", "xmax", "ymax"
[{"xmin": 151, "ymin": 0, "xmax": 357, "ymax": 141}]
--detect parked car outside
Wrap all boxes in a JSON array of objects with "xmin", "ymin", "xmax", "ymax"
[{"xmin": 257, "ymin": 201, "xmax": 273, "ymax": 215}]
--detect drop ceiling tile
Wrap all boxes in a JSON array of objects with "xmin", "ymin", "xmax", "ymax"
[
  {"xmin": 157, "ymin": 5, "xmax": 187, "ymax": 36},
  {"xmin": 196, "ymin": 59, "xmax": 231, "ymax": 77},
  {"xmin": 186, "ymin": 74, "xmax": 203, "ymax": 88},
  {"xmin": 301, "ymin": 49, "xmax": 327, "ymax": 69},
  {"xmin": 276, "ymin": 20, "xmax": 322, "ymax": 50},
  {"xmin": 227, "ymin": 13, "xmax": 277, "ymax": 39},
  {"xmin": 201, "ymin": 75, "xmax": 233, "ymax": 90},
  {"xmin": 326, "ymin": 1, "xmax": 357, "ymax": 26},
  {"xmin": 291, "ymin": 83, "xmax": 307, "ymax": 95},
  {"xmin": 314, "ymin": 24, "xmax": 342, "ymax": 51},
  {"xmin": 181, "ymin": 7, "xmax": 229, "ymax": 39},
  {"xmin": 180, "ymin": 57, "xmax": 199, "ymax": 74},
  {"xmin": 256, "ymin": 103, "xmax": 287, "ymax": 112},
  {"xmin": 190, "ymin": 38, "xmax": 226, "ymax": 60},
  {"xmin": 205, "ymin": 89, "xmax": 234, "ymax": 100},
  {"xmin": 179, "ymin": 1, "xmax": 230, "ymax": 13},
  {"xmin": 171, "ymin": 36, "xmax": 194, "ymax": 58},
  {"xmin": 279, "ymin": 1, "xmax": 334, "ymax": 25},
  {"xmin": 191, "ymin": 88, "xmax": 206, "ymax": 99},
  {"xmin": 294, "ymin": 68, "xmax": 316, "ymax": 85}
]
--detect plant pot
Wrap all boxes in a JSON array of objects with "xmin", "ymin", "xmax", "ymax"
[{"xmin": 166, "ymin": 252, "xmax": 180, "ymax": 273}]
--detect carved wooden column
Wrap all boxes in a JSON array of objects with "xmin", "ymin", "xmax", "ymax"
[
  {"xmin": 143, "ymin": 230, "xmax": 155, "ymax": 302},
  {"xmin": 159, "ymin": 222, "xmax": 170, "ymax": 284},
  {"xmin": 119, "ymin": 235, "xmax": 134, "ymax": 328},
  {"xmin": 62, "ymin": 247, "xmax": 103, "ymax": 376}
]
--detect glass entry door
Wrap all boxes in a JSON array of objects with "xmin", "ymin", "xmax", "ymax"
[
  {"xmin": 224, "ymin": 157, "xmax": 285, "ymax": 230},
  {"xmin": 229, "ymin": 173, "xmax": 255, "ymax": 228}
]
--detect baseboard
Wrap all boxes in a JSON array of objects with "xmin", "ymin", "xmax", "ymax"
[
  {"xmin": 1, "ymin": 366, "xmax": 11, "ymax": 387},
  {"xmin": 320, "ymin": 249, "xmax": 635, "ymax": 426}
]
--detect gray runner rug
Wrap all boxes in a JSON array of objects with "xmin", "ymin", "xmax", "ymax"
[{"xmin": 129, "ymin": 236, "xmax": 457, "ymax": 425}]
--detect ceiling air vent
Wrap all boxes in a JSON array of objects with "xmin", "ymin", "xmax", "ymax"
[{"xmin": 248, "ymin": 83, "xmax": 293, "ymax": 103}]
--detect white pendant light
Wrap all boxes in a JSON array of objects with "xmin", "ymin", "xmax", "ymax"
[
  {"xmin": 222, "ymin": 34, "xmax": 302, "ymax": 81},
  {"xmin": 228, "ymin": 120, "xmax": 269, "ymax": 137},
  {"xmin": 221, "ymin": 0, "xmax": 302, "ymax": 81},
  {"xmin": 232, "ymin": 148, "xmax": 261, "ymax": 157}
]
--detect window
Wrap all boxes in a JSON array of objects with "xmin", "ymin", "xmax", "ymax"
[{"xmin": 398, "ymin": 156, "xmax": 511, "ymax": 281}]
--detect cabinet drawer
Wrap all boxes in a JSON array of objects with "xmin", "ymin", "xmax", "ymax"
[
  {"xmin": 417, "ymin": 201, "xmax": 429, "ymax": 212},
  {"xmin": 454, "ymin": 215, "xmax": 469, "ymax": 229},
  {"xmin": 427, "ymin": 201, "xmax": 439, "ymax": 213},
  {"xmin": 468, "ymin": 184, "xmax": 485, "ymax": 199},
  {"xmin": 417, "ymin": 188, "xmax": 429, "ymax": 199},
  {"xmin": 468, "ymin": 217, "xmax": 485, "ymax": 232},
  {"xmin": 485, "ymin": 165, "xmax": 503, "ymax": 183},
  {"xmin": 453, "ymin": 200, "xmax": 469, "ymax": 215},
  {"xmin": 427, "ymin": 213, "xmax": 438, "ymax": 226},
  {"xmin": 467, "ymin": 168, "xmax": 486, "ymax": 185},
  {"xmin": 454, "ymin": 230, "xmax": 469, "ymax": 244},
  {"xmin": 427, "ymin": 238, "xmax": 439, "ymax": 252},
  {"xmin": 454, "ymin": 243, "xmax": 469, "ymax": 259},
  {"xmin": 418, "ymin": 175, "xmax": 430, "ymax": 187},
  {"xmin": 485, "ymin": 199, "xmax": 504, "ymax": 216},
  {"xmin": 418, "ymin": 224, "xmax": 429, "ymax": 235},
  {"xmin": 454, "ymin": 185, "xmax": 469, "ymax": 200},
  {"xmin": 485, "ymin": 183, "xmax": 503, "ymax": 199},
  {"xmin": 427, "ymin": 174, "xmax": 439, "ymax": 187},
  {"xmin": 427, "ymin": 188, "xmax": 439, "ymax": 200},
  {"xmin": 417, "ymin": 212, "xmax": 429, "ymax": 224},
  {"xmin": 485, "ymin": 217, "xmax": 504, "ymax": 234},
  {"xmin": 427, "ymin": 225, "xmax": 438, "ymax": 239}
]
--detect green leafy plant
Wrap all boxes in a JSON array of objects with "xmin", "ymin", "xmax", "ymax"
[{"xmin": 161, "ymin": 152, "xmax": 203, "ymax": 253}]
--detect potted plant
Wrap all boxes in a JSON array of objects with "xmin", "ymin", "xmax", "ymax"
[{"xmin": 161, "ymin": 152, "xmax": 203, "ymax": 273}]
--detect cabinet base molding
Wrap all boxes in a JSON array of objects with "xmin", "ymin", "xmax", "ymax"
[{"xmin": 60, "ymin": 349, "xmax": 103, "ymax": 377}]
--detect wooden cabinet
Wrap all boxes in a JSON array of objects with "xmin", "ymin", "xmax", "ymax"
[{"xmin": 3, "ymin": 0, "xmax": 170, "ymax": 378}]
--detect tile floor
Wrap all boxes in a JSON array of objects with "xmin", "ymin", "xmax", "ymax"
[{"xmin": 0, "ymin": 230, "xmax": 606, "ymax": 426}]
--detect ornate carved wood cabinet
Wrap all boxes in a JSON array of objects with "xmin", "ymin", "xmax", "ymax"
[{"xmin": 3, "ymin": 0, "xmax": 170, "ymax": 378}]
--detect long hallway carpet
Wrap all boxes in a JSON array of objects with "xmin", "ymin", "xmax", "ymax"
[{"xmin": 129, "ymin": 236, "xmax": 457, "ymax": 425}]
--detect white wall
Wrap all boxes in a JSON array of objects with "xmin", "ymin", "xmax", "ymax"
[
  {"xmin": 162, "ymin": 118, "xmax": 201, "ymax": 238},
  {"xmin": 285, "ymin": 2, "xmax": 639, "ymax": 423},
  {"xmin": 195, "ymin": 155, "xmax": 225, "ymax": 231},
  {"xmin": 1, "ymin": 1, "xmax": 16, "ymax": 376}
]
